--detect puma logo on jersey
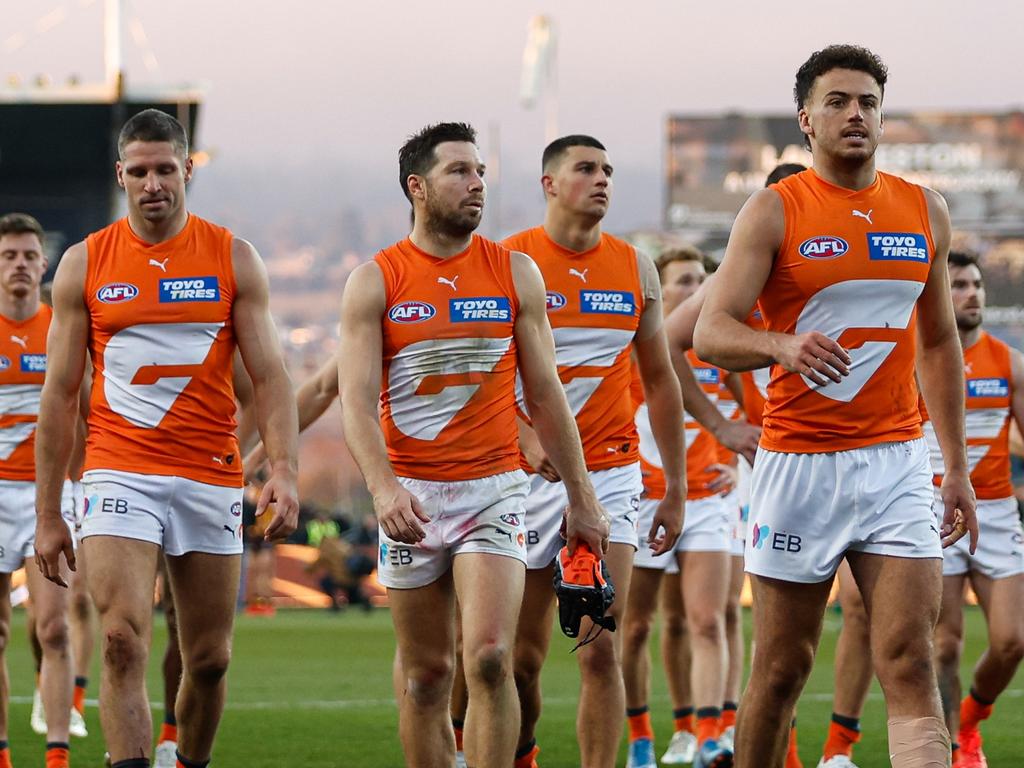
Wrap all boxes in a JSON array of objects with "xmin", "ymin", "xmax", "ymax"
[
  {"xmin": 852, "ymin": 208, "xmax": 873, "ymax": 225},
  {"xmin": 965, "ymin": 362, "xmax": 973, "ymax": 375},
  {"xmin": 437, "ymin": 275, "xmax": 459, "ymax": 291},
  {"xmin": 569, "ymin": 268, "xmax": 589, "ymax": 283},
  {"xmin": 149, "ymin": 258, "xmax": 170, "ymax": 272},
  {"xmin": 9, "ymin": 335, "xmax": 27, "ymax": 349}
]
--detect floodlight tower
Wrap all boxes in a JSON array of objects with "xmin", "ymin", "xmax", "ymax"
[{"xmin": 520, "ymin": 15, "xmax": 557, "ymax": 145}]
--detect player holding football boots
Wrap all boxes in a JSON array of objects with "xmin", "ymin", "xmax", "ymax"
[{"xmin": 927, "ymin": 251, "xmax": 1024, "ymax": 768}]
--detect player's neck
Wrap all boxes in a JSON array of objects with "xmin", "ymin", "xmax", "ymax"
[
  {"xmin": 812, "ymin": 153, "xmax": 877, "ymax": 191},
  {"xmin": 408, "ymin": 222, "xmax": 473, "ymax": 259},
  {"xmin": 126, "ymin": 208, "xmax": 189, "ymax": 245},
  {"xmin": 959, "ymin": 325, "xmax": 982, "ymax": 350},
  {"xmin": 542, "ymin": 209, "xmax": 602, "ymax": 253},
  {"xmin": 0, "ymin": 291, "xmax": 40, "ymax": 323}
]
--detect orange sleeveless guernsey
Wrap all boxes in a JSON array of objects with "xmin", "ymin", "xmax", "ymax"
[
  {"xmin": 921, "ymin": 331, "xmax": 1014, "ymax": 499},
  {"xmin": 84, "ymin": 216, "xmax": 241, "ymax": 487},
  {"xmin": 376, "ymin": 235, "xmax": 520, "ymax": 482},
  {"xmin": 503, "ymin": 227, "xmax": 642, "ymax": 471},
  {"xmin": 0, "ymin": 305, "xmax": 52, "ymax": 481},
  {"xmin": 632, "ymin": 351, "xmax": 720, "ymax": 500},
  {"xmin": 759, "ymin": 169, "xmax": 934, "ymax": 453}
]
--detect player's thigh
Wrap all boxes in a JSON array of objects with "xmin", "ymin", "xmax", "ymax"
[
  {"xmin": 82, "ymin": 535, "xmax": 159, "ymax": 623},
  {"xmin": 165, "ymin": 551, "xmax": 241, "ymax": 650},
  {"xmin": 970, "ymin": 571, "xmax": 1024, "ymax": 648},
  {"xmin": 603, "ymin": 541, "xmax": 635, "ymax": 624},
  {"xmin": 516, "ymin": 564, "xmax": 556, "ymax": 665},
  {"xmin": 0, "ymin": 572, "xmax": 11, "ymax": 640},
  {"xmin": 836, "ymin": 558, "xmax": 866, "ymax": 615},
  {"xmin": 680, "ymin": 549, "xmax": 730, "ymax": 621},
  {"xmin": 748, "ymin": 574, "xmax": 832, "ymax": 669},
  {"xmin": 847, "ymin": 551, "xmax": 942, "ymax": 655},
  {"xmin": 389, "ymin": 569, "xmax": 457, "ymax": 678},
  {"xmin": 24, "ymin": 556, "xmax": 72, "ymax": 630},
  {"xmin": 453, "ymin": 552, "xmax": 525, "ymax": 650},
  {"xmin": 625, "ymin": 567, "xmax": 664, "ymax": 625},
  {"xmin": 726, "ymin": 555, "xmax": 744, "ymax": 605}
]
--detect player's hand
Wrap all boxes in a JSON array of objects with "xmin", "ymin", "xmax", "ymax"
[
  {"xmin": 33, "ymin": 513, "xmax": 76, "ymax": 588},
  {"xmin": 373, "ymin": 484, "xmax": 430, "ymax": 545},
  {"xmin": 522, "ymin": 445, "xmax": 560, "ymax": 483},
  {"xmin": 705, "ymin": 463, "xmax": 737, "ymax": 494},
  {"xmin": 243, "ymin": 443, "xmax": 268, "ymax": 485},
  {"xmin": 939, "ymin": 470, "xmax": 977, "ymax": 553},
  {"xmin": 258, "ymin": 469, "xmax": 300, "ymax": 542},
  {"xmin": 562, "ymin": 492, "xmax": 609, "ymax": 555},
  {"xmin": 772, "ymin": 331, "xmax": 852, "ymax": 386},
  {"xmin": 712, "ymin": 419, "xmax": 761, "ymax": 465},
  {"xmin": 648, "ymin": 492, "xmax": 683, "ymax": 556}
]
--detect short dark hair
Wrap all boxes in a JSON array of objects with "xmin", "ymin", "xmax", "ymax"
[
  {"xmin": 765, "ymin": 163, "xmax": 807, "ymax": 186},
  {"xmin": 398, "ymin": 122, "xmax": 478, "ymax": 202},
  {"xmin": 542, "ymin": 134, "xmax": 606, "ymax": 172},
  {"xmin": 948, "ymin": 250, "xmax": 980, "ymax": 270},
  {"xmin": 794, "ymin": 45, "xmax": 888, "ymax": 111},
  {"xmin": 0, "ymin": 212, "xmax": 44, "ymax": 245},
  {"xmin": 117, "ymin": 108, "xmax": 189, "ymax": 159}
]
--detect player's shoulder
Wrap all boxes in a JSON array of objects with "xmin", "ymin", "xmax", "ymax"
[
  {"xmin": 600, "ymin": 231, "xmax": 636, "ymax": 255},
  {"xmin": 501, "ymin": 226, "xmax": 542, "ymax": 251}
]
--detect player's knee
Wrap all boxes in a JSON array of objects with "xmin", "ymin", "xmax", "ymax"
[
  {"xmin": 0, "ymin": 617, "xmax": 10, "ymax": 653},
  {"xmin": 990, "ymin": 631, "xmax": 1024, "ymax": 666},
  {"xmin": 842, "ymin": 601, "xmax": 869, "ymax": 637},
  {"xmin": 755, "ymin": 644, "xmax": 813, "ymax": 702},
  {"xmin": 405, "ymin": 657, "xmax": 454, "ymax": 708},
  {"xmin": 933, "ymin": 629, "xmax": 961, "ymax": 671},
  {"xmin": 577, "ymin": 633, "xmax": 617, "ymax": 680},
  {"xmin": 185, "ymin": 643, "xmax": 232, "ymax": 686},
  {"xmin": 103, "ymin": 624, "xmax": 147, "ymax": 675},
  {"xmin": 466, "ymin": 641, "xmax": 512, "ymax": 689},
  {"xmin": 663, "ymin": 612, "xmax": 688, "ymax": 642},
  {"xmin": 875, "ymin": 636, "xmax": 934, "ymax": 690},
  {"xmin": 70, "ymin": 590, "xmax": 92, "ymax": 622},
  {"xmin": 687, "ymin": 607, "xmax": 723, "ymax": 645},
  {"xmin": 514, "ymin": 638, "xmax": 546, "ymax": 685},
  {"xmin": 36, "ymin": 614, "xmax": 70, "ymax": 653},
  {"xmin": 724, "ymin": 601, "xmax": 741, "ymax": 634},
  {"xmin": 623, "ymin": 614, "xmax": 654, "ymax": 653}
]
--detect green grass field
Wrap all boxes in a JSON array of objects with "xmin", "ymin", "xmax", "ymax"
[{"xmin": 3, "ymin": 606, "xmax": 1020, "ymax": 766}]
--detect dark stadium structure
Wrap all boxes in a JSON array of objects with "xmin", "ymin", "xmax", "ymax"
[{"xmin": 0, "ymin": 87, "xmax": 201, "ymax": 276}]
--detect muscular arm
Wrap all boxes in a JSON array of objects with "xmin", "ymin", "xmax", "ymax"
[
  {"xmin": 338, "ymin": 262, "xmax": 429, "ymax": 544},
  {"xmin": 232, "ymin": 238, "xmax": 300, "ymax": 539},
  {"xmin": 34, "ymin": 243, "xmax": 89, "ymax": 581},
  {"xmin": 664, "ymin": 275, "xmax": 760, "ymax": 462},
  {"xmin": 914, "ymin": 190, "xmax": 976, "ymax": 549},
  {"xmin": 233, "ymin": 350, "xmax": 258, "ymax": 454},
  {"xmin": 694, "ymin": 189, "xmax": 850, "ymax": 381},
  {"xmin": 511, "ymin": 252, "xmax": 607, "ymax": 553}
]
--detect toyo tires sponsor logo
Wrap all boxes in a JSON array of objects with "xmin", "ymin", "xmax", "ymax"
[
  {"xmin": 96, "ymin": 282, "xmax": 139, "ymax": 303},
  {"xmin": 388, "ymin": 301, "xmax": 436, "ymax": 323},
  {"xmin": 798, "ymin": 236, "xmax": 848, "ymax": 260}
]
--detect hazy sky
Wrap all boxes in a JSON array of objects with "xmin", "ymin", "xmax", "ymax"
[{"xmin": 6, "ymin": 0, "xmax": 1024, "ymax": 230}]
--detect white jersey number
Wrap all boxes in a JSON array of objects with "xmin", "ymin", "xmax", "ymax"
[
  {"xmin": 794, "ymin": 279, "xmax": 924, "ymax": 402},
  {"xmin": 102, "ymin": 322, "xmax": 223, "ymax": 429}
]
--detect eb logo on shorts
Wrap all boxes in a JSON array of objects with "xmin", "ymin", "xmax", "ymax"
[
  {"xmin": 92, "ymin": 497, "xmax": 129, "ymax": 515},
  {"xmin": 752, "ymin": 523, "xmax": 801, "ymax": 553},
  {"xmin": 380, "ymin": 542, "xmax": 413, "ymax": 567}
]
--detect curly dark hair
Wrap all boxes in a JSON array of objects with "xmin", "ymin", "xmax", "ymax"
[
  {"xmin": 398, "ymin": 122, "xmax": 478, "ymax": 202},
  {"xmin": 794, "ymin": 45, "xmax": 888, "ymax": 110}
]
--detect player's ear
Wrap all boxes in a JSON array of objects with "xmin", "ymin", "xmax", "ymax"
[
  {"xmin": 878, "ymin": 110, "xmax": 884, "ymax": 137},
  {"xmin": 541, "ymin": 173, "xmax": 555, "ymax": 200},
  {"xmin": 406, "ymin": 174, "xmax": 426, "ymax": 201},
  {"xmin": 183, "ymin": 155, "xmax": 194, "ymax": 183},
  {"xmin": 797, "ymin": 108, "xmax": 813, "ymax": 143},
  {"xmin": 115, "ymin": 161, "xmax": 126, "ymax": 189}
]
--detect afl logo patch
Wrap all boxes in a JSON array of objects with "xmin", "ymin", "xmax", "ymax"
[
  {"xmin": 798, "ymin": 236, "xmax": 848, "ymax": 260},
  {"xmin": 0, "ymin": 356, "xmax": 10, "ymax": 371},
  {"xmin": 388, "ymin": 301, "xmax": 436, "ymax": 323},
  {"xmin": 97, "ymin": 282, "xmax": 139, "ymax": 304},
  {"xmin": 546, "ymin": 291, "xmax": 567, "ymax": 311}
]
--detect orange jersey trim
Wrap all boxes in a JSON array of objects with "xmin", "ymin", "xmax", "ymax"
[{"xmin": 0, "ymin": 306, "xmax": 51, "ymax": 481}]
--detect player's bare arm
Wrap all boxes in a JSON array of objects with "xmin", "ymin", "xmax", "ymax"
[
  {"xmin": 915, "ymin": 189, "xmax": 977, "ymax": 551},
  {"xmin": 232, "ymin": 349, "xmax": 258, "ymax": 456},
  {"xmin": 232, "ymin": 237, "xmax": 300, "ymax": 541},
  {"xmin": 694, "ymin": 189, "xmax": 851, "ymax": 380},
  {"xmin": 518, "ymin": 415, "xmax": 560, "ymax": 483},
  {"xmin": 338, "ymin": 262, "xmax": 429, "ymax": 545},
  {"xmin": 510, "ymin": 250, "xmax": 608, "ymax": 554},
  {"xmin": 664, "ymin": 277, "xmax": 760, "ymax": 462},
  {"xmin": 1010, "ymin": 346, "xmax": 1024, "ymax": 449},
  {"xmin": 244, "ymin": 352, "xmax": 340, "ymax": 477},
  {"xmin": 33, "ymin": 243, "xmax": 88, "ymax": 586},
  {"xmin": 633, "ymin": 253, "xmax": 686, "ymax": 555}
]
